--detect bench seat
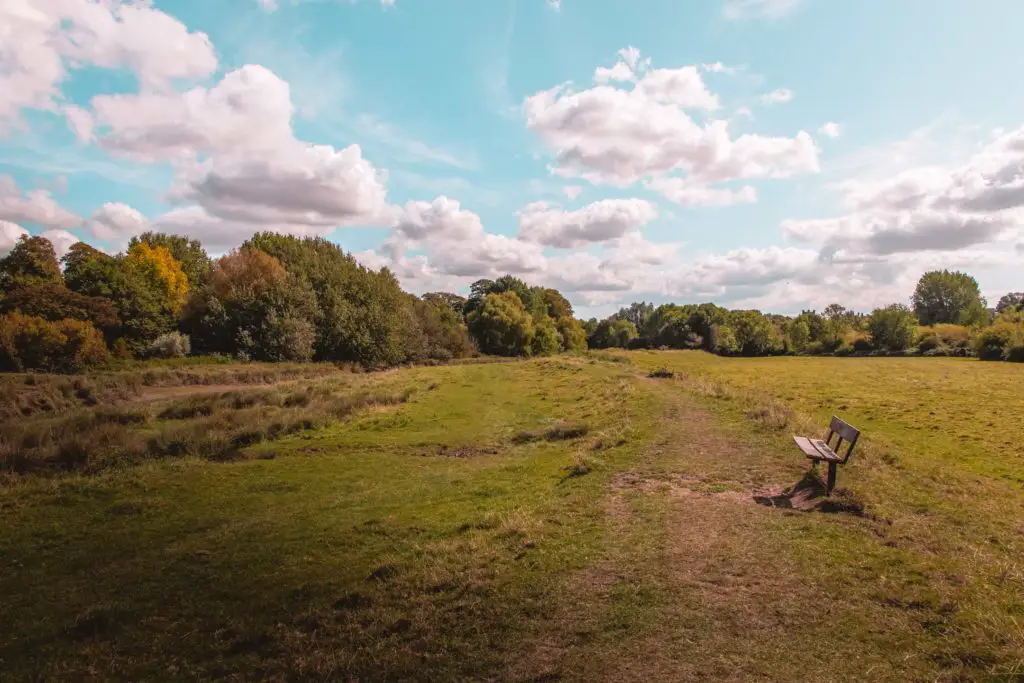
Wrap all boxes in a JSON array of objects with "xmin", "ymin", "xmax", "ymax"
[{"xmin": 793, "ymin": 436, "xmax": 843, "ymax": 463}]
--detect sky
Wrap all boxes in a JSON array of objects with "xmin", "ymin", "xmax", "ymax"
[{"xmin": 2, "ymin": 0, "xmax": 1023, "ymax": 318}]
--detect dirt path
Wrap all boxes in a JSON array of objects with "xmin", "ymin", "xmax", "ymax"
[{"xmin": 510, "ymin": 378, "xmax": 916, "ymax": 682}]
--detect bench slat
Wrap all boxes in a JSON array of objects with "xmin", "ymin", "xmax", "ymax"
[
  {"xmin": 829, "ymin": 416, "xmax": 860, "ymax": 444},
  {"xmin": 792, "ymin": 436, "xmax": 842, "ymax": 462}
]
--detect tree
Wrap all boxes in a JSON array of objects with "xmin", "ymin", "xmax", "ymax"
[
  {"xmin": 996, "ymin": 292, "xmax": 1024, "ymax": 314},
  {"xmin": 911, "ymin": 270, "xmax": 988, "ymax": 326},
  {"xmin": 612, "ymin": 302, "xmax": 654, "ymax": 330},
  {"xmin": 556, "ymin": 316, "xmax": 587, "ymax": 352},
  {"xmin": 787, "ymin": 320, "xmax": 811, "ymax": 352},
  {"xmin": 183, "ymin": 247, "xmax": 319, "ymax": 362},
  {"xmin": 129, "ymin": 232, "xmax": 212, "ymax": 287},
  {"xmin": 0, "ymin": 312, "xmax": 110, "ymax": 373},
  {"xmin": 731, "ymin": 310, "xmax": 780, "ymax": 355},
  {"xmin": 0, "ymin": 235, "xmax": 62, "ymax": 292},
  {"xmin": 530, "ymin": 315, "xmax": 561, "ymax": 356},
  {"xmin": 466, "ymin": 291, "xmax": 534, "ymax": 356},
  {"xmin": 0, "ymin": 283, "xmax": 118, "ymax": 333},
  {"xmin": 62, "ymin": 242, "xmax": 177, "ymax": 352},
  {"xmin": 245, "ymin": 233, "xmax": 410, "ymax": 367},
  {"xmin": 422, "ymin": 292, "xmax": 467, "ymax": 319},
  {"xmin": 125, "ymin": 242, "xmax": 190, "ymax": 313},
  {"xmin": 589, "ymin": 318, "xmax": 638, "ymax": 349},
  {"xmin": 869, "ymin": 304, "xmax": 917, "ymax": 351},
  {"xmin": 406, "ymin": 295, "xmax": 475, "ymax": 361}
]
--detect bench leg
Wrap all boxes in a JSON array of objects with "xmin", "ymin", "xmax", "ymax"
[{"xmin": 826, "ymin": 462, "xmax": 837, "ymax": 496}]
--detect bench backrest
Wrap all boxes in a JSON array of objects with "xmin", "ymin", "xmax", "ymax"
[{"xmin": 825, "ymin": 416, "xmax": 860, "ymax": 463}]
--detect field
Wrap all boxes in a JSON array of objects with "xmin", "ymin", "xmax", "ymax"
[{"xmin": 1, "ymin": 353, "xmax": 1022, "ymax": 681}]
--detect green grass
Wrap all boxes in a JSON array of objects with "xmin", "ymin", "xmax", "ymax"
[{"xmin": 1, "ymin": 353, "xmax": 1022, "ymax": 680}]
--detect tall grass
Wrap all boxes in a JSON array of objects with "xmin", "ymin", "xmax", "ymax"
[{"xmin": 1, "ymin": 382, "xmax": 415, "ymax": 477}]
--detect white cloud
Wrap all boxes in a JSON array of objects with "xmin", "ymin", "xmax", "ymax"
[
  {"xmin": 723, "ymin": 0, "xmax": 804, "ymax": 20},
  {"xmin": 524, "ymin": 49, "xmax": 818, "ymax": 190},
  {"xmin": 563, "ymin": 185, "xmax": 584, "ymax": 200},
  {"xmin": 646, "ymin": 178, "xmax": 757, "ymax": 207},
  {"xmin": 178, "ymin": 142, "xmax": 391, "ymax": 228},
  {"xmin": 92, "ymin": 65, "xmax": 294, "ymax": 162},
  {"xmin": 518, "ymin": 198, "xmax": 658, "ymax": 248},
  {"xmin": 0, "ymin": 175, "xmax": 80, "ymax": 229},
  {"xmin": 781, "ymin": 125, "xmax": 1024, "ymax": 271},
  {"xmin": 819, "ymin": 122, "xmax": 841, "ymax": 138},
  {"xmin": 393, "ymin": 196, "xmax": 482, "ymax": 242},
  {"xmin": 259, "ymin": 0, "xmax": 396, "ymax": 10},
  {"xmin": 89, "ymin": 202, "xmax": 149, "ymax": 244},
  {"xmin": 547, "ymin": 0, "xmax": 562, "ymax": 10},
  {"xmin": 0, "ymin": 0, "xmax": 216, "ymax": 131},
  {"xmin": 760, "ymin": 88, "xmax": 793, "ymax": 105},
  {"xmin": 39, "ymin": 228, "xmax": 78, "ymax": 258},
  {"xmin": 0, "ymin": 220, "xmax": 29, "ymax": 256}
]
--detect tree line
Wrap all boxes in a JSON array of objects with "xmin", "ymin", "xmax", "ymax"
[
  {"xmin": 584, "ymin": 270, "xmax": 1023, "ymax": 363},
  {"xmin": 1, "ymin": 232, "xmax": 1021, "ymax": 372},
  {"xmin": 0, "ymin": 233, "xmax": 585, "ymax": 373}
]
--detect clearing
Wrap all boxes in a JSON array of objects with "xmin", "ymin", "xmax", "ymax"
[{"xmin": 1, "ymin": 353, "xmax": 1022, "ymax": 681}]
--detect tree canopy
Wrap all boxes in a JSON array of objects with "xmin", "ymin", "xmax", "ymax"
[{"xmin": 911, "ymin": 270, "xmax": 988, "ymax": 326}]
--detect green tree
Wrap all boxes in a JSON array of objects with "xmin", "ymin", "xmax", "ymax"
[
  {"xmin": 530, "ymin": 315, "xmax": 561, "ymax": 356},
  {"xmin": 869, "ymin": 304, "xmax": 918, "ymax": 351},
  {"xmin": 612, "ymin": 301, "xmax": 654, "ymax": 330},
  {"xmin": 731, "ymin": 310, "xmax": 780, "ymax": 356},
  {"xmin": 911, "ymin": 270, "xmax": 988, "ymax": 326},
  {"xmin": 995, "ymin": 292, "xmax": 1024, "ymax": 314},
  {"xmin": 183, "ymin": 247, "xmax": 320, "ymax": 362},
  {"xmin": 129, "ymin": 232, "xmax": 212, "ymax": 287},
  {"xmin": 556, "ymin": 316, "xmax": 587, "ymax": 352},
  {"xmin": 589, "ymin": 318, "xmax": 638, "ymax": 349},
  {"xmin": 62, "ymin": 241, "xmax": 177, "ymax": 351},
  {"xmin": 245, "ymin": 233, "xmax": 409, "ymax": 367},
  {"xmin": 0, "ymin": 235, "xmax": 62, "ymax": 292},
  {"xmin": 787, "ymin": 320, "xmax": 811, "ymax": 352},
  {"xmin": 422, "ymin": 292, "xmax": 467, "ymax": 319},
  {"xmin": 0, "ymin": 283, "xmax": 117, "ymax": 333},
  {"xmin": 466, "ymin": 291, "xmax": 534, "ymax": 356},
  {"xmin": 405, "ymin": 295, "xmax": 475, "ymax": 361}
]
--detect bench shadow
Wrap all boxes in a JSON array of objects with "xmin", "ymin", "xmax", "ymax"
[{"xmin": 753, "ymin": 471, "xmax": 827, "ymax": 510}]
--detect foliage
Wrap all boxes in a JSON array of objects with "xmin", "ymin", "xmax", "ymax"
[
  {"xmin": 183, "ymin": 248, "xmax": 319, "ymax": 363},
  {"xmin": 911, "ymin": 270, "xmax": 988, "ymax": 326},
  {"xmin": 530, "ymin": 315, "xmax": 562, "ymax": 357},
  {"xmin": 973, "ymin": 321, "xmax": 1024, "ymax": 361},
  {"xmin": 245, "ymin": 233, "xmax": 409, "ymax": 367},
  {"xmin": 64, "ymin": 242, "xmax": 176, "ymax": 352},
  {"xmin": 125, "ymin": 242, "xmax": 190, "ymax": 313},
  {"xmin": 465, "ymin": 291, "xmax": 535, "ymax": 356},
  {"xmin": 612, "ymin": 301, "xmax": 654, "ymax": 330},
  {"xmin": 731, "ymin": 310, "xmax": 781, "ymax": 356},
  {"xmin": 588, "ymin": 318, "xmax": 638, "ymax": 349},
  {"xmin": 556, "ymin": 316, "xmax": 587, "ymax": 352},
  {"xmin": 868, "ymin": 304, "xmax": 918, "ymax": 351},
  {"xmin": 405, "ymin": 295, "xmax": 476, "ymax": 362},
  {"xmin": 0, "ymin": 312, "xmax": 110, "ymax": 373},
  {"xmin": 129, "ymin": 232, "xmax": 212, "ymax": 287},
  {"xmin": 148, "ymin": 332, "xmax": 191, "ymax": 358},
  {"xmin": 995, "ymin": 291, "xmax": 1024, "ymax": 314},
  {"xmin": 0, "ymin": 235, "xmax": 62, "ymax": 291},
  {"xmin": 422, "ymin": 292, "xmax": 467, "ymax": 319},
  {"xmin": 0, "ymin": 284, "xmax": 117, "ymax": 332}
]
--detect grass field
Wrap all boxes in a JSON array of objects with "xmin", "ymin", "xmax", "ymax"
[{"xmin": 1, "ymin": 353, "xmax": 1022, "ymax": 681}]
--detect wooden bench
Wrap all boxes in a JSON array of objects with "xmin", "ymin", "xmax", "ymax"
[{"xmin": 793, "ymin": 416, "xmax": 861, "ymax": 495}]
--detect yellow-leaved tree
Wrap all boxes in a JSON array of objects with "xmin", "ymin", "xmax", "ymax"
[{"xmin": 125, "ymin": 243, "xmax": 190, "ymax": 313}]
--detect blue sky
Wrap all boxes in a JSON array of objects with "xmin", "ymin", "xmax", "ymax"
[{"xmin": 2, "ymin": 0, "xmax": 1023, "ymax": 317}]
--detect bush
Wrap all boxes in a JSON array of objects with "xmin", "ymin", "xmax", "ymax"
[
  {"xmin": 148, "ymin": 332, "xmax": 191, "ymax": 358},
  {"xmin": 868, "ymin": 304, "xmax": 917, "ymax": 351},
  {"xmin": 0, "ymin": 313, "xmax": 110, "ymax": 373},
  {"xmin": 974, "ymin": 322, "xmax": 1024, "ymax": 361}
]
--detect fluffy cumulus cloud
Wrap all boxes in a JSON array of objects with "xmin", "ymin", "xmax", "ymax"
[
  {"xmin": 517, "ymin": 198, "xmax": 657, "ymax": 248},
  {"xmin": 89, "ymin": 201, "xmax": 149, "ymax": 243},
  {"xmin": 0, "ymin": 175, "xmax": 80, "ymax": 229},
  {"xmin": 524, "ymin": 48, "xmax": 818, "ymax": 206},
  {"xmin": 0, "ymin": 0, "xmax": 216, "ymax": 131},
  {"xmin": 784, "ymin": 126, "xmax": 1024, "ymax": 262},
  {"xmin": 90, "ymin": 65, "xmax": 294, "ymax": 160}
]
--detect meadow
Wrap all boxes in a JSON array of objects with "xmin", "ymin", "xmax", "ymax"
[{"xmin": 1, "ymin": 353, "xmax": 1022, "ymax": 681}]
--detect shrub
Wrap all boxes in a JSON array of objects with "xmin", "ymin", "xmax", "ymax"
[
  {"xmin": 0, "ymin": 313, "xmax": 110, "ymax": 373},
  {"xmin": 148, "ymin": 332, "xmax": 191, "ymax": 358},
  {"xmin": 974, "ymin": 322, "xmax": 1024, "ymax": 361},
  {"xmin": 868, "ymin": 304, "xmax": 917, "ymax": 351}
]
